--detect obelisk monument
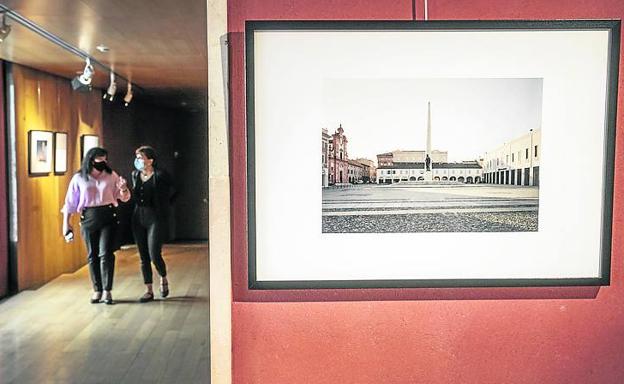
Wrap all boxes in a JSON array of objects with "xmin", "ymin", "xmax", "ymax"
[{"xmin": 423, "ymin": 101, "xmax": 433, "ymax": 181}]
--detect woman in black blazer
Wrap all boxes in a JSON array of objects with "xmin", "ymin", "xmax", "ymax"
[{"xmin": 131, "ymin": 145, "xmax": 176, "ymax": 302}]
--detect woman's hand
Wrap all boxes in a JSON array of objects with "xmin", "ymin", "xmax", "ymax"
[
  {"xmin": 117, "ymin": 176, "xmax": 128, "ymax": 191},
  {"xmin": 62, "ymin": 222, "xmax": 73, "ymax": 237},
  {"xmin": 117, "ymin": 176, "xmax": 131, "ymax": 202}
]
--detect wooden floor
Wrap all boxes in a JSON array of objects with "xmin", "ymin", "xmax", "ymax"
[{"xmin": 0, "ymin": 243, "xmax": 210, "ymax": 384}]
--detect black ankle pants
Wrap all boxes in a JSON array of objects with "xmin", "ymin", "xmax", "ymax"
[
  {"xmin": 132, "ymin": 206, "xmax": 167, "ymax": 284},
  {"xmin": 80, "ymin": 205, "xmax": 117, "ymax": 292}
]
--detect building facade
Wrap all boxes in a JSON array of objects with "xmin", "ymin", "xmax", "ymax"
[
  {"xmin": 328, "ymin": 125, "xmax": 350, "ymax": 184},
  {"xmin": 376, "ymin": 150, "xmax": 448, "ymax": 167},
  {"xmin": 348, "ymin": 160, "xmax": 365, "ymax": 183},
  {"xmin": 355, "ymin": 158, "xmax": 376, "ymax": 183},
  {"xmin": 482, "ymin": 129, "xmax": 541, "ymax": 186},
  {"xmin": 377, "ymin": 152, "xmax": 393, "ymax": 167},
  {"xmin": 376, "ymin": 161, "xmax": 483, "ymax": 184},
  {"xmin": 322, "ymin": 128, "xmax": 330, "ymax": 187},
  {"xmin": 392, "ymin": 150, "xmax": 448, "ymax": 164}
]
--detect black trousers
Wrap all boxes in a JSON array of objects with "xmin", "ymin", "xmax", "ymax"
[
  {"xmin": 80, "ymin": 205, "xmax": 117, "ymax": 292},
  {"xmin": 132, "ymin": 206, "xmax": 167, "ymax": 284}
]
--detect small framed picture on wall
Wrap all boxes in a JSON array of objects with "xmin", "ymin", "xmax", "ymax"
[
  {"xmin": 28, "ymin": 130, "xmax": 54, "ymax": 176},
  {"xmin": 54, "ymin": 132, "xmax": 68, "ymax": 174},
  {"xmin": 81, "ymin": 134, "xmax": 99, "ymax": 159}
]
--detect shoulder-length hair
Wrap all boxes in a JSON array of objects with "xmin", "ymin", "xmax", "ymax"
[
  {"xmin": 136, "ymin": 145, "xmax": 158, "ymax": 168},
  {"xmin": 80, "ymin": 147, "xmax": 112, "ymax": 180}
]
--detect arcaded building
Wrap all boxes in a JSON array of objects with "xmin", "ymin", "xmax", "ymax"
[
  {"xmin": 376, "ymin": 158, "xmax": 483, "ymax": 184},
  {"xmin": 482, "ymin": 129, "xmax": 541, "ymax": 186}
]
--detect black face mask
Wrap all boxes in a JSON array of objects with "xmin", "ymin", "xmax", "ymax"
[{"xmin": 92, "ymin": 161, "xmax": 107, "ymax": 171}]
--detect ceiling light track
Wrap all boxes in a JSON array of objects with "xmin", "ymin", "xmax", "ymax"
[{"xmin": 0, "ymin": 4, "xmax": 143, "ymax": 93}]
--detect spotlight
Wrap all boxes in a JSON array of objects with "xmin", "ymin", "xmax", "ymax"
[
  {"xmin": 124, "ymin": 82, "xmax": 133, "ymax": 106},
  {"xmin": 96, "ymin": 44, "xmax": 110, "ymax": 53},
  {"xmin": 0, "ymin": 13, "xmax": 11, "ymax": 43},
  {"xmin": 103, "ymin": 71, "xmax": 116, "ymax": 101},
  {"xmin": 71, "ymin": 58, "xmax": 94, "ymax": 92}
]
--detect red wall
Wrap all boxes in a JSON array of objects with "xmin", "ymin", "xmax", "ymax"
[{"xmin": 229, "ymin": 1, "xmax": 624, "ymax": 383}]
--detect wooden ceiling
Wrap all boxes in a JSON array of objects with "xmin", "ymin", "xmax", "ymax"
[{"xmin": 0, "ymin": 0, "xmax": 207, "ymax": 110}]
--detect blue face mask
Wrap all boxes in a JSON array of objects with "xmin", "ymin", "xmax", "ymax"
[{"xmin": 134, "ymin": 158, "xmax": 145, "ymax": 171}]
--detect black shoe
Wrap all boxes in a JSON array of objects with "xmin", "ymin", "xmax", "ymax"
[
  {"xmin": 160, "ymin": 281, "xmax": 169, "ymax": 298},
  {"xmin": 139, "ymin": 292, "xmax": 154, "ymax": 303},
  {"xmin": 90, "ymin": 291, "xmax": 102, "ymax": 304},
  {"xmin": 103, "ymin": 292, "xmax": 114, "ymax": 305}
]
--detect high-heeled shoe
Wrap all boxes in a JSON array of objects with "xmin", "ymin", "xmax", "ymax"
[
  {"xmin": 103, "ymin": 291, "xmax": 114, "ymax": 305},
  {"xmin": 90, "ymin": 291, "xmax": 102, "ymax": 304},
  {"xmin": 159, "ymin": 281, "xmax": 169, "ymax": 298}
]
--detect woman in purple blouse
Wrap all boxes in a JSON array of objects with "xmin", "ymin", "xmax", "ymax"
[{"xmin": 61, "ymin": 147, "xmax": 131, "ymax": 304}]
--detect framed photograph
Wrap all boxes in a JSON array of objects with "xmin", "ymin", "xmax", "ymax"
[
  {"xmin": 54, "ymin": 132, "xmax": 68, "ymax": 174},
  {"xmin": 81, "ymin": 134, "xmax": 99, "ymax": 159},
  {"xmin": 246, "ymin": 20, "xmax": 620, "ymax": 289},
  {"xmin": 28, "ymin": 130, "xmax": 54, "ymax": 175}
]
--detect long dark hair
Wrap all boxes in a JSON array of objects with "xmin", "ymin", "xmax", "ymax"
[
  {"xmin": 136, "ymin": 145, "xmax": 157, "ymax": 168},
  {"xmin": 80, "ymin": 147, "xmax": 112, "ymax": 180}
]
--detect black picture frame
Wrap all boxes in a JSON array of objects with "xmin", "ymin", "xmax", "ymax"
[
  {"xmin": 28, "ymin": 130, "xmax": 54, "ymax": 176},
  {"xmin": 245, "ymin": 20, "xmax": 620, "ymax": 290}
]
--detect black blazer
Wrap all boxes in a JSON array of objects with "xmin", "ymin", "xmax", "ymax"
[{"xmin": 130, "ymin": 168, "xmax": 177, "ymax": 221}]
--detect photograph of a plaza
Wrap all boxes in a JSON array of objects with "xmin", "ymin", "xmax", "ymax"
[{"xmin": 321, "ymin": 78, "xmax": 542, "ymax": 233}]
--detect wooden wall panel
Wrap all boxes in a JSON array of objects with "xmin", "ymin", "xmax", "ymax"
[{"xmin": 13, "ymin": 64, "xmax": 103, "ymax": 290}]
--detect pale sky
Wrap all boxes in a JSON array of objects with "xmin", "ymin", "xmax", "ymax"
[{"xmin": 321, "ymin": 78, "xmax": 543, "ymax": 163}]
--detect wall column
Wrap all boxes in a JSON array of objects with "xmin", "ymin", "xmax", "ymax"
[{"xmin": 208, "ymin": 0, "xmax": 232, "ymax": 382}]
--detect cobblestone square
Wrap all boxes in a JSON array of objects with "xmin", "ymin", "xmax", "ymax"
[{"xmin": 322, "ymin": 184, "xmax": 539, "ymax": 233}]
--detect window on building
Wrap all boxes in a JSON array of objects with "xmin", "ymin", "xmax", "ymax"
[
  {"xmin": 506, "ymin": 155, "xmax": 509, "ymax": 163},
  {"xmin": 512, "ymin": 153, "xmax": 514, "ymax": 162},
  {"xmin": 534, "ymin": 145, "xmax": 538, "ymax": 157},
  {"xmin": 525, "ymin": 148, "xmax": 529, "ymax": 159}
]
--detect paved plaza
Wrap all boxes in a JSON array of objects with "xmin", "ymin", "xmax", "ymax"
[{"xmin": 322, "ymin": 183, "xmax": 539, "ymax": 232}]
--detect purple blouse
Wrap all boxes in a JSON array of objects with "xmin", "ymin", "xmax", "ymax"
[{"xmin": 61, "ymin": 171, "xmax": 130, "ymax": 214}]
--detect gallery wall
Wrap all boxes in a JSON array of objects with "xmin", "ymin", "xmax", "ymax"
[
  {"xmin": 102, "ymin": 100, "xmax": 209, "ymax": 242},
  {"xmin": 12, "ymin": 63, "xmax": 103, "ymax": 291},
  {"xmin": 172, "ymin": 109, "xmax": 209, "ymax": 240},
  {"xmin": 102, "ymin": 99, "xmax": 178, "ymax": 245},
  {"xmin": 227, "ymin": 0, "xmax": 624, "ymax": 383}
]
